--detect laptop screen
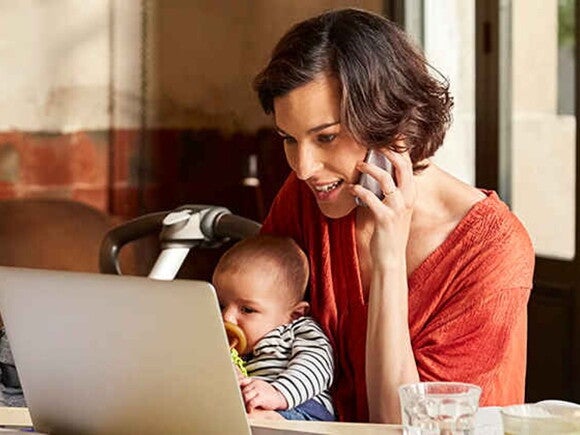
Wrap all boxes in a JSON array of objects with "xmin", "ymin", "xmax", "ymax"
[{"xmin": 0, "ymin": 266, "xmax": 251, "ymax": 435}]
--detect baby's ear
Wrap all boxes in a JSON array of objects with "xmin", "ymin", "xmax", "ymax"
[{"xmin": 290, "ymin": 301, "xmax": 310, "ymax": 320}]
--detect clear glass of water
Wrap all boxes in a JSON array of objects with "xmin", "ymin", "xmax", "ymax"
[{"xmin": 399, "ymin": 382, "xmax": 482, "ymax": 434}]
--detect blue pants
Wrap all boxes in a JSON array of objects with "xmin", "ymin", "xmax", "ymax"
[{"xmin": 276, "ymin": 399, "xmax": 335, "ymax": 421}]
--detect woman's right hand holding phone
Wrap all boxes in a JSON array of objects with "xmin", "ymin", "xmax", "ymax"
[{"xmin": 351, "ymin": 148, "xmax": 416, "ymax": 266}]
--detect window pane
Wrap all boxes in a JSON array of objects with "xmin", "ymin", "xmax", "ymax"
[
  {"xmin": 424, "ymin": 0, "xmax": 476, "ymax": 185},
  {"xmin": 508, "ymin": 0, "xmax": 576, "ymax": 260}
]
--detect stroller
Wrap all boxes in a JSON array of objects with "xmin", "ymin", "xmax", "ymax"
[
  {"xmin": 99, "ymin": 204, "xmax": 261, "ymax": 280},
  {"xmin": 0, "ymin": 205, "xmax": 260, "ymax": 406}
]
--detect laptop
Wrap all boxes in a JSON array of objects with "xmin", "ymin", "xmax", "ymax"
[{"xmin": 0, "ymin": 266, "xmax": 256, "ymax": 435}]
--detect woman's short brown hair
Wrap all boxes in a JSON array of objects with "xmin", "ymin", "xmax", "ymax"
[{"xmin": 253, "ymin": 8, "xmax": 453, "ymax": 166}]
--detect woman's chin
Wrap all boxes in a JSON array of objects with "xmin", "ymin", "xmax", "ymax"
[{"xmin": 317, "ymin": 200, "xmax": 356, "ymax": 219}]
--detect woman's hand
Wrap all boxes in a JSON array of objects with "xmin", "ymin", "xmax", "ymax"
[
  {"xmin": 350, "ymin": 147, "xmax": 420, "ymax": 424},
  {"xmin": 350, "ymin": 148, "xmax": 416, "ymax": 266}
]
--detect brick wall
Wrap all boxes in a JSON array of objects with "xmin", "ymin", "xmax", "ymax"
[
  {"xmin": 0, "ymin": 128, "xmax": 288, "ymax": 222},
  {"xmin": 0, "ymin": 131, "xmax": 108, "ymax": 210}
]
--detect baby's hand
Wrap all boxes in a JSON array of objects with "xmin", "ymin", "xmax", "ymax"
[
  {"xmin": 234, "ymin": 365, "xmax": 246, "ymax": 382},
  {"xmin": 239, "ymin": 377, "xmax": 288, "ymax": 412}
]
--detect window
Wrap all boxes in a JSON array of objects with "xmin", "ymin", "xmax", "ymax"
[
  {"xmin": 507, "ymin": 0, "xmax": 576, "ymax": 260},
  {"xmin": 424, "ymin": 0, "xmax": 477, "ymax": 186}
]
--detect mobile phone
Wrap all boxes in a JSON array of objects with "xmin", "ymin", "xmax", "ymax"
[{"xmin": 355, "ymin": 149, "xmax": 393, "ymax": 207}]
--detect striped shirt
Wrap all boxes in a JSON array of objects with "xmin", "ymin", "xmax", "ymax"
[{"xmin": 245, "ymin": 316, "xmax": 334, "ymax": 415}]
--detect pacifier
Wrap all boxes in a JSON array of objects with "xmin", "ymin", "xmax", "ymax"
[{"xmin": 224, "ymin": 321, "xmax": 247, "ymax": 355}]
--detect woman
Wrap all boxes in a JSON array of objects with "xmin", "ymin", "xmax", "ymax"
[{"xmin": 254, "ymin": 8, "xmax": 534, "ymax": 424}]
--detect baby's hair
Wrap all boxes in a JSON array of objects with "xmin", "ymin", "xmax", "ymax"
[{"xmin": 213, "ymin": 235, "xmax": 309, "ymax": 302}]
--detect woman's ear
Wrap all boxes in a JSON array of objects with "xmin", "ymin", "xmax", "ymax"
[{"xmin": 290, "ymin": 301, "xmax": 310, "ymax": 320}]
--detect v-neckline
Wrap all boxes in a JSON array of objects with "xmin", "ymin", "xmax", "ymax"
[
  {"xmin": 407, "ymin": 190, "xmax": 496, "ymax": 289},
  {"xmin": 343, "ymin": 190, "xmax": 497, "ymax": 304}
]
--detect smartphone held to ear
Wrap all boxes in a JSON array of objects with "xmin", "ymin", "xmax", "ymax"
[{"xmin": 355, "ymin": 149, "xmax": 393, "ymax": 207}]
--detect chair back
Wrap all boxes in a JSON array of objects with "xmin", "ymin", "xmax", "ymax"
[{"xmin": 0, "ymin": 198, "xmax": 115, "ymax": 273}]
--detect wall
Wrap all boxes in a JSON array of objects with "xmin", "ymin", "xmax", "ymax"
[
  {"xmin": 0, "ymin": 0, "xmax": 382, "ymax": 219},
  {"xmin": 0, "ymin": 1, "xmax": 110, "ymax": 208}
]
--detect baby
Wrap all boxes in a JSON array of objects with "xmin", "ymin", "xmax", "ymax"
[{"xmin": 212, "ymin": 234, "xmax": 335, "ymax": 421}]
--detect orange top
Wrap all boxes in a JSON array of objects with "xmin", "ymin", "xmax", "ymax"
[{"xmin": 261, "ymin": 173, "xmax": 534, "ymax": 422}]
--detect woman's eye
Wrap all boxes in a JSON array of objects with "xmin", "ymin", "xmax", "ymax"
[
  {"xmin": 282, "ymin": 136, "xmax": 297, "ymax": 145},
  {"xmin": 317, "ymin": 134, "xmax": 337, "ymax": 144}
]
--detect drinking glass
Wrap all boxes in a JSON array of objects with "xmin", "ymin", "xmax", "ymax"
[{"xmin": 399, "ymin": 382, "xmax": 482, "ymax": 434}]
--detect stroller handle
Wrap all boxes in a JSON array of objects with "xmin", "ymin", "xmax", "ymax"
[
  {"xmin": 99, "ymin": 205, "xmax": 261, "ymax": 276},
  {"xmin": 213, "ymin": 213, "xmax": 262, "ymax": 240}
]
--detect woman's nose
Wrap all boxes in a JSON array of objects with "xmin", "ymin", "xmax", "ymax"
[{"xmin": 289, "ymin": 143, "xmax": 322, "ymax": 180}]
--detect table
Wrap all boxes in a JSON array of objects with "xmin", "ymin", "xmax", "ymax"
[
  {"xmin": 0, "ymin": 406, "xmax": 503, "ymax": 434},
  {"xmin": 251, "ymin": 408, "xmax": 503, "ymax": 434},
  {"xmin": 251, "ymin": 419, "xmax": 407, "ymax": 434}
]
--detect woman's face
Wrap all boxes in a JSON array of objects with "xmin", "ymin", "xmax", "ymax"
[{"xmin": 273, "ymin": 75, "xmax": 367, "ymax": 219}]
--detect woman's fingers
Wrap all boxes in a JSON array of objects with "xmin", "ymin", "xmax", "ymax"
[
  {"xmin": 350, "ymin": 148, "xmax": 417, "ymax": 234},
  {"xmin": 354, "ymin": 148, "xmax": 415, "ymax": 208},
  {"xmin": 351, "ymin": 182, "xmax": 390, "ymax": 211},
  {"xmin": 356, "ymin": 159, "xmax": 396, "ymax": 197},
  {"xmin": 354, "ymin": 162, "xmax": 403, "ymax": 215},
  {"xmin": 384, "ymin": 149, "xmax": 415, "ymax": 203}
]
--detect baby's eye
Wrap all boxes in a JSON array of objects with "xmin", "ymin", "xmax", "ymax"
[
  {"xmin": 241, "ymin": 306, "xmax": 257, "ymax": 314},
  {"xmin": 317, "ymin": 134, "xmax": 337, "ymax": 144}
]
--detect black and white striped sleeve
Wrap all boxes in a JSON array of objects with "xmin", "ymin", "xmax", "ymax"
[{"xmin": 269, "ymin": 317, "xmax": 334, "ymax": 409}]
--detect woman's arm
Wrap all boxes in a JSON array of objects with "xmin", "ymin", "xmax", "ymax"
[
  {"xmin": 350, "ymin": 149, "xmax": 419, "ymax": 424},
  {"xmin": 366, "ymin": 257, "xmax": 419, "ymax": 423}
]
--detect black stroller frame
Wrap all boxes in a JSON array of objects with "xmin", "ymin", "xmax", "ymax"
[{"xmin": 99, "ymin": 205, "xmax": 261, "ymax": 279}]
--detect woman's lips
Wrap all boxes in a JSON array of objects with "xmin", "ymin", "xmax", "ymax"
[{"xmin": 311, "ymin": 179, "xmax": 345, "ymax": 201}]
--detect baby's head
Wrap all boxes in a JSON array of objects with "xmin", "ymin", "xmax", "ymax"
[{"xmin": 212, "ymin": 234, "xmax": 309, "ymax": 354}]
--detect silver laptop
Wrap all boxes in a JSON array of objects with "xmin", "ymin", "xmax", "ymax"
[{"xmin": 0, "ymin": 266, "xmax": 253, "ymax": 435}]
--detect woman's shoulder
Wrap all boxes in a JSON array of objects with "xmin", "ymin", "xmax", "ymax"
[
  {"xmin": 413, "ymin": 169, "xmax": 534, "ymax": 291},
  {"xmin": 450, "ymin": 190, "xmax": 534, "ymax": 289},
  {"xmin": 469, "ymin": 190, "xmax": 532, "ymax": 248},
  {"xmin": 432, "ymin": 168, "xmax": 531, "ymax": 253}
]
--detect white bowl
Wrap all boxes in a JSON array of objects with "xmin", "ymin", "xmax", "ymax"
[{"xmin": 501, "ymin": 403, "xmax": 580, "ymax": 434}]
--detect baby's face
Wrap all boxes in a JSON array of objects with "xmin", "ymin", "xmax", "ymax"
[{"xmin": 213, "ymin": 266, "xmax": 295, "ymax": 355}]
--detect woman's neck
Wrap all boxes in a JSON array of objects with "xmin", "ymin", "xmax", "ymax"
[{"xmin": 354, "ymin": 160, "xmax": 441, "ymax": 232}]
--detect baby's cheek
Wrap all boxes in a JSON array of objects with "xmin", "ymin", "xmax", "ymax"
[
  {"xmin": 245, "ymin": 332, "xmax": 260, "ymax": 350},
  {"xmin": 244, "ymin": 323, "xmax": 269, "ymax": 349}
]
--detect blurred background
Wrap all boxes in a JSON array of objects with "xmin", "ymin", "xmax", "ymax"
[{"xmin": 0, "ymin": 0, "xmax": 578, "ymax": 406}]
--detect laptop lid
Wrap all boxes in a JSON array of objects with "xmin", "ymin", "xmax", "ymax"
[{"xmin": 0, "ymin": 266, "xmax": 251, "ymax": 435}]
